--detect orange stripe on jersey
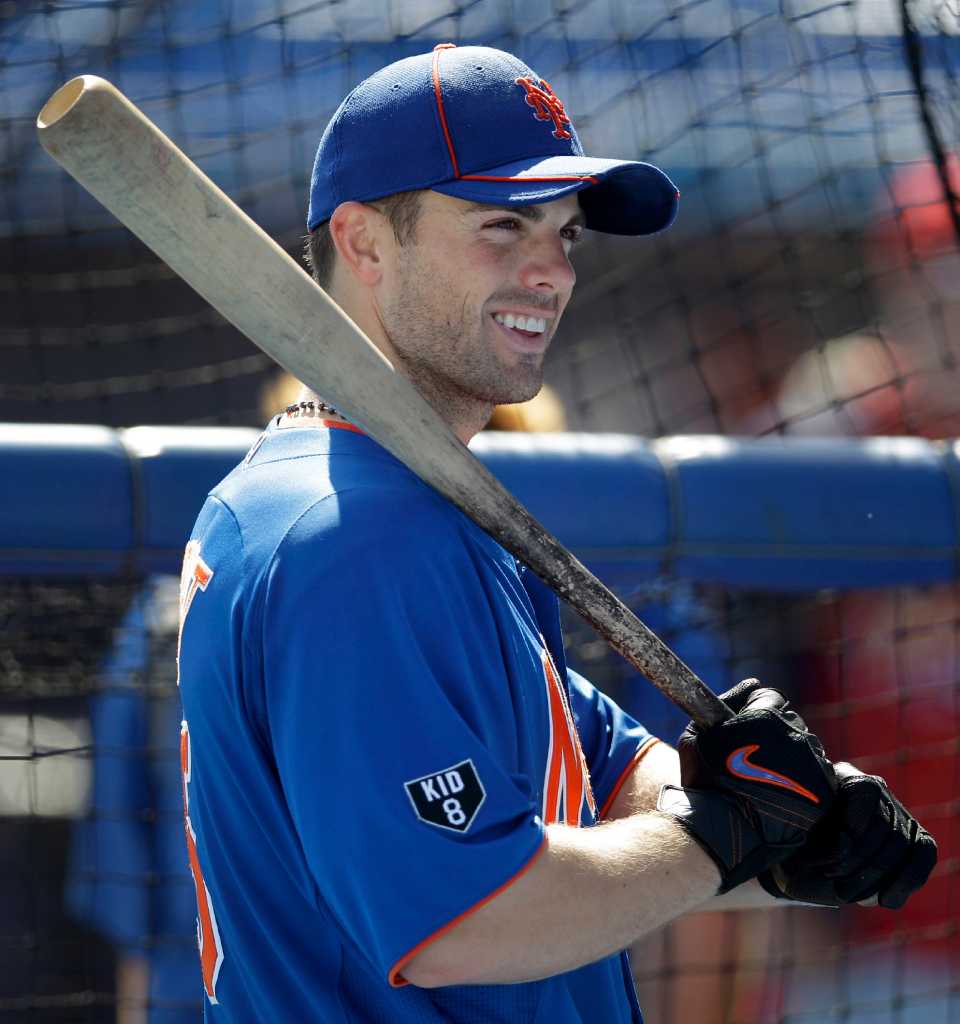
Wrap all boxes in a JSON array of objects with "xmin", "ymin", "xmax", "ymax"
[
  {"xmin": 180, "ymin": 541, "xmax": 213, "ymax": 620},
  {"xmin": 177, "ymin": 541, "xmax": 213, "ymax": 685},
  {"xmin": 542, "ymin": 658, "xmax": 569, "ymax": 822},
  {"xmin": 543, "ymin": 737, "xmax": 559, "ymax": 824},
  {"xmin": 540, "ymin": 649, "xmax": 596, "ymax": 826},
  {"xmin": 546, "ymin": 661, "xmax": 582, "ymax": 825},
  {"xmin": 180, "ymin": 722, "xmax": 225, "ymax": 1003},
  {"xmin": 180, "ymin": 719, "xmax": 190, "ymax": 807},
  {"xmin": 186, "ymin": 820, "xmax": 224, "ymax": 1000}
]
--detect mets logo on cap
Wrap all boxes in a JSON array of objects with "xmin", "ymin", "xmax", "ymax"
[{"xmin": 515, "ymin": 76, "xmax": 573, "ymax": 140}]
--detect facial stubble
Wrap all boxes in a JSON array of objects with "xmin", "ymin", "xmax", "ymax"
[{"xmin": 381, "ymin": 250, "xmax": 547, "ymax": 427}]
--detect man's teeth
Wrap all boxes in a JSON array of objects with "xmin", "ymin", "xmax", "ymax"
[{"xmin": 493, "ymin": 312, "xmax": 547, "ymax": 334}]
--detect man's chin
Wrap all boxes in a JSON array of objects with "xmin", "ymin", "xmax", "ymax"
[{"xmin": 484, "ymin": 378, "xmax": 544, "ymax": 407}]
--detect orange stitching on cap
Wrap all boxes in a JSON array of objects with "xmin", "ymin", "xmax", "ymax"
[
  {"xmin": 516, "ymin": 77, "xmax": 573, "ymax": 140},
  {"xmin": 460, "ymin": 174, "xmax": 599, "ymax": 184},
  {"xmin": 432, "ymin": 46, "xmax": 460, "ymax": 178}
]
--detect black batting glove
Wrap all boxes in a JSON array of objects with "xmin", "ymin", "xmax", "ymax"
[
  {"xmin": 658, "ymin": 679, "xmax": 836, "ymax": 893},
  {"xmin": 758, "ymin": 761, "xmax": 938, "ymax": 908}
]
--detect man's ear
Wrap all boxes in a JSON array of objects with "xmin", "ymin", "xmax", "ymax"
[{"xmin": 328, "ymin": 201, "xmax": 388, "ymax": 287}]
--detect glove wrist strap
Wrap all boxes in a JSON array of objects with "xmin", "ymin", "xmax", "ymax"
[{"xmin": 658, "ymin": 784, "xmax": 792, "ymax": 894}]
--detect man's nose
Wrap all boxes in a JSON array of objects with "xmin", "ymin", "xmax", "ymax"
[{"xmin": 518, "ymin": 234, "xmax": 576, "ymax": 295}]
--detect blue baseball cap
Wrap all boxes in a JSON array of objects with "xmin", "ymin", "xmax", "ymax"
[{"xmin": 307, "ymin": 43, "xmax": 679, "ymax": 237}]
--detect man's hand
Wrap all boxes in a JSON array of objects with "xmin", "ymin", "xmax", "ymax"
[
  {"xmin": 658, "ymin": 679, "xmax": 836, "ymax": 893},
  {"xmin": 758, "ymin": 761, "xmax": 937, "ymax": 908}
]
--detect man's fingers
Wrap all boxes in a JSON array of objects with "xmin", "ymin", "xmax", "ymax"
[
  {"xmin": 763, "ymin": 761, "xmax": 937, "ymax": 909},
  {"xmin": 804, "ymin": 774, "xmax": 887, "ymax": 878},
  {"xmin": 795, "ymin": 827, "xmax": 853, "ymax": 872},
  {"xmin": 715, "ymin": 678, "xmax": 766, "ymax": 714},
  {"xmin": 834, "ymin": 825, "xmax": 910, "ymax": 902},
  {"xmin": 878, "ymin": 824, "xmax": 938, "ymax": 909},
  {"xmin": 836, "ymin": 772, "xmax": 886, "ymax": 834}
]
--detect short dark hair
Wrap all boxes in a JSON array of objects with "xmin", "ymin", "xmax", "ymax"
[{"xmin": 303, "ymin": 190, "xmax": 425, "ymax": 289}]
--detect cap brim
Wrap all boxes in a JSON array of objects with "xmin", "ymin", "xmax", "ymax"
[{"xmin": 431, "ymin": 155, "xmax": 679, "ymax": 236}]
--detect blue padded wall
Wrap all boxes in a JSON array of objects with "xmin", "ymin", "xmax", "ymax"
[{"xmin": 2, "ymin": 424, "xmax": 958, "ymax": 587}]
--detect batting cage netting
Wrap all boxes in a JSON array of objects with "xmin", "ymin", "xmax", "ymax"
[{"xmin": 1, "ymin": 1, "xmax": 959, "ymax": 1021}]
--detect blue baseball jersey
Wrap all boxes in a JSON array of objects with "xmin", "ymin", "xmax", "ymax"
[{"xmin": 177, "ymin": 420, "xmax": 657, "ymax": 1022}]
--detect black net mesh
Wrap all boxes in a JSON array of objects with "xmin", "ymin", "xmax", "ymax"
[
  {"xmin": 2, "ymin": 1, "xmax": 959, "ymax": 1020},
  {"xmin": 562, "ymin": 579, "xmax": 960, "ymax": 1023},
  {"xmin": 2, "ymin": 1, "xmax": 959, "ymax": 435}
]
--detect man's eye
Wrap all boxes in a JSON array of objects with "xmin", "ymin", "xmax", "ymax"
[
  {"xmin": 487, "ymin": 219, "xmax": 520, "ymax": 231},
  {"xmin": 562, "ymin": 226, "xmax": 584, "ymax": 245}
]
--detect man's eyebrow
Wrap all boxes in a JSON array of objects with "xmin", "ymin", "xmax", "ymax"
[
  {"xmin": 462, "ymin": 202, "xmax": 586, "ymax": 229},
  {"xmin": 462, "ymin": 202, "xmax": 543, "ymax": 222}
]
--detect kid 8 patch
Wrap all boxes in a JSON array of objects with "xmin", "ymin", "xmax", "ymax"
[{"xmin": 404, "ymin": 759, "xmax": 485, "ymax": 833}]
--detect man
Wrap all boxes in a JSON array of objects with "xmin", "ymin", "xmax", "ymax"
[{"xmin": 176, "ymin": 44, "xmax": 936, "ymax": 1021}]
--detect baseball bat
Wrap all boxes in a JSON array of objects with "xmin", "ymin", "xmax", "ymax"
[{"xmin": 37, "ymin": 75, "xmax": 731, "ymax": 728}]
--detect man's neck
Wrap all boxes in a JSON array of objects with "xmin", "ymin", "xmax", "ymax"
[
  {"xmin": 399, "ymin": 375, "xmax": 493, "ymax": 445},
  {"xmin": 337, "ymin": 293, "xmax": 494, "ymax": 443},
  {"xmin": 286, "ymin": 388, "xmax": 491, "ymax": 445},
  {"xmin": 276, "ymin": 393, "xmax": 350, "ymax": 429}
]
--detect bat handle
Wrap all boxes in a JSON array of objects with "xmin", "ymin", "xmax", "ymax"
[{"xmin": 688, "ymin": 685, "xmax": 735, "ymax": 728}]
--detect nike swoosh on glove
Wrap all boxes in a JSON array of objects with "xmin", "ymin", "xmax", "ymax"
[{"xmin": 659, "ymin": 679, "xmax": 837, "ymax": 893}]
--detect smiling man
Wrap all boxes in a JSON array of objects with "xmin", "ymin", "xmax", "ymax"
[{"xmin": 175, "ymin": 44, "xmax": 936, "ymax": 1023}]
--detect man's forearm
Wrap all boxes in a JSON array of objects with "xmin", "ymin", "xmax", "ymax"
[
  {"xmin": 403, "ymin": 813, "xmax": 721, "ymax": 987},
  {"xmin": 603, "ymin": 741, "xmax": 782, "ymax": 913}
]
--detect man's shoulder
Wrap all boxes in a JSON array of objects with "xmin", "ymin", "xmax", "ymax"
[
  {"xmin": 278, "ymin": 472, "xmax": 466, "ymax": 565},
  {"xmin": 261, "ymin": 475, "xmax": 493, "ymax": 627},
  {"xmin": 210, "ymin": 429, "xmax": 467, "ymax": 560},
  {"xmin": 191, "ymin": 425, "xmax": 510, "ymax": 605},
  {"xmin": 211, "ymin": 425, "xmax": 437, "ymax": 527}
]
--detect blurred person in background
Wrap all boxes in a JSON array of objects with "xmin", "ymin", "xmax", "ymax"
[
  {"xmin": 862, "ymin": 153, "xmax": 960, "ymax": 438},
  {"xmin": 66, "ymin": 574, "xmax": 194, "ymax": 1024},
  {"xmin": 773, "ymin": 154, "xmax": 960, "ymax": 440},
  {"xmin": 485, "ymin": 382, "xmax": 567, "ymax": 432},
  {"xmin": 758, "ymin": 155, "xmax": 960, "ymax": 1022},
  {"xmin": 630, "ymin": 157, "xmax": 960, "ymax": 1017},
  {"xmin": 65, "ymin": 371, "xmax": 302, "ymax": 1024}
]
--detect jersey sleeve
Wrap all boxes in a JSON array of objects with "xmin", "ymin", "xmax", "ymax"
[
  {"xmin": 259, "ymin": 488, "xmax": 546, "ymax": 986},
  {"xmin": 566, "ymin": 669, "xmax": 660, "ymax": 819}
]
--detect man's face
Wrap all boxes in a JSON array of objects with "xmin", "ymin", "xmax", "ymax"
[{"xmin": 374, "ymin": 191, "xmax": 582, "ymax": 420}]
